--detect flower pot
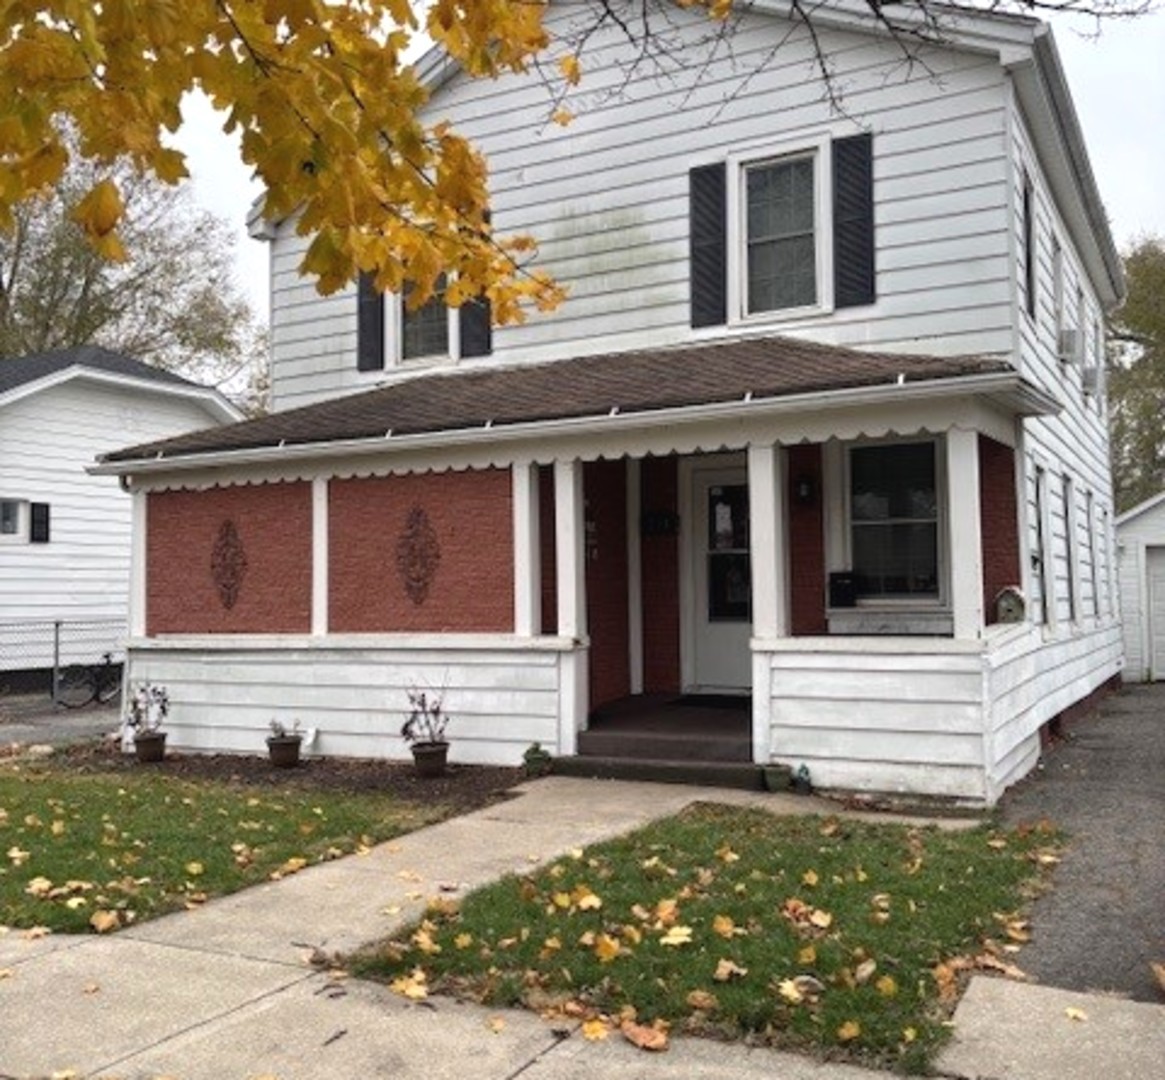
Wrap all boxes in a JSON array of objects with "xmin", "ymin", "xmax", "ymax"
[
  {"xmin": 267, "ymin": 735, "xmax": 303, "ymax": 768},
  {"xmin": 410, "ymin": 741, "xmax": 449, "ymax": 779},
  {"xmin": 133, "ymin": 731, "xmax": 167, "ymax": 763}
]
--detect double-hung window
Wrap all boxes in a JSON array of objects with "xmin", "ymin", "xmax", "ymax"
[
  {"xmin": 745, "ymin": 155, "xmax": 817, "ymax": 313},
  {"xmin": 402, "ymin": 279, "xmax": 450, "ymax": 362},
  {"xmin": 1, "ymin": 499, "xmax": 49, "ymax": 543},
  {"xmin": 849, "ymin": 443, "xmax": 939, "ymax": 600}
]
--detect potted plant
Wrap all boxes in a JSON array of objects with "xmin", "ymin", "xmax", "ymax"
[
  {"xmin": 401, "ymin": 686, "xmax": 450, "ymax": 778},
  {"xmin": 124, "ymin": 682, "xmax": 170, "ymax": 763},
  {"xmin": 522, "ymin": 741, "xmax": 553, "ymax": 778},
  {"xmin": 266, "ymin": 719, "xmax": 303, "ymax": 768}
]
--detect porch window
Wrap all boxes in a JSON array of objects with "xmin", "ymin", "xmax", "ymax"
[{"xmin": 849, "ymin": 443, "xmax": 938, "ymax": 598}]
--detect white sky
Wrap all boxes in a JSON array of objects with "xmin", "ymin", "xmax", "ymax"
[{"xmin": 170, "ymin": 9, "xmax": 1165, "ymax": 324}]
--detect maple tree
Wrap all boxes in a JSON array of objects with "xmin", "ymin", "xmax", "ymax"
[{"xmin": 0, "ymin": 1, "xmax": 1148, "ymax": 323}]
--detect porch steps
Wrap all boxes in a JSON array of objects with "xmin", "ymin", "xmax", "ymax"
[
  {"xmin": 551, "ymin": 755, "xmax": 765, "ymax": 791},
  {"xmin": 576, "ymin": 729, "xmax": 752, "ymax": 763}
]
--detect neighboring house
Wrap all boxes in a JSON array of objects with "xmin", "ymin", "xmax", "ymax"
[
  {"xmin": 1115, "ymin": 492, "xmax": 1165, "ymax": 682},
  {"xmin": 0, "ymin": 346, "xmax": 241, "ymax": 676},
  {"xmin": 96, "ymin": 3, "xmax": 1123, "ymax": 804}
]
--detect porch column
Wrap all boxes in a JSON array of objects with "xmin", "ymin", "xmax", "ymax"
[
  {"xmin": 554, "ymin": 458, "xmax": 587, "ymax": 756},
  {"xmin": 511, "ymin": 462, "xmax": 541, "ymax": 636},
  {"xmin": 626, "ymin": 458, "xmax": 644, "ymax": 694},
  {"xmin": 947, "ymin": 427, "xmax": 985, "ymax": 639},
  {"xmin": 748, "ymin": 442, "xmax": 790, "ymax": 638},
  {"xmin": 129, "ymin": 489, "xmax": 147, "ymax": 639},
  {"xmin": 311, "ymin": 476, "xmax": 329, "ymax": 636}
]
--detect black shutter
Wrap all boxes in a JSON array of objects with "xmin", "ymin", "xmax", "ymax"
[
  {"xmin": 459, "ymin": 297, "xmax": 492, "ymax": 358},
  {"xmin": 356, "ymin": 271, "xmax": 385, "ymax": 371},
  {"xmin": 689, "ymin": 163, "xmax": 727, "ymax": 327},
  {"xmin": 832, "ymin": 133, "xmax": 875, "ymax": 309},
  {"xmin": 30, "ymin": 503, "xmax": 50, "ymax": 543}
]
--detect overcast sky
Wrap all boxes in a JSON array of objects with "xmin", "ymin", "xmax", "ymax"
[{"xmin": 171, "ymin": 9, "xmax": 1165, "ymax": 324}]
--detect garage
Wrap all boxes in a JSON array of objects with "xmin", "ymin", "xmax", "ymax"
[{"xmin": 1116, "ymin": 492, "xmax": 1165, "ymax": 681}]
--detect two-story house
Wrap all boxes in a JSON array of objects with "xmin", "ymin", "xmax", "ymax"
[{"xmin": 95, "ymin": 2, "xmax": 1124, "ymax": 804}]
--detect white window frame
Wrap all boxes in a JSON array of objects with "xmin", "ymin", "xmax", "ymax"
[
  {"xmin": 388, "ymin": 292, "xmax": 460, "ymax": 368},
  {"xmin": 726, "ymin": 132, "xmax": 834, "ymax": 326},
  {"xmin": 841, "ymin": 436, "xmax": 948, "ymax": 609},
  {"xmin": 0, "ymin": 498, "xmax": 28, "ymax": 543}
]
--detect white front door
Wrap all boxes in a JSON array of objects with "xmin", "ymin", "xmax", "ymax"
[{"xmin": 690, "ymin": 466, "xmax": 752, "ymax": 691}]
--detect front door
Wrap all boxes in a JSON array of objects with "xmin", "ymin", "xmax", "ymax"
[{"xmin": 691, "ymin": 467, "xmax": 752, "ymax": 691}]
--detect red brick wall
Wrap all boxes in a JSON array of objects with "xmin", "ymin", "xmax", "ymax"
[
  {"xmin": 979, "ymin": 436, "xmax": 1021, "ymax": 625},
  {"xmin": 329, "ymin": 469, "xmax": 513, "ymax": 632},
  {"xmin": 585, "ymin": 460, "xmax": 630, "ymax": 710},
  {"xmin": 147, "ymin": 482, "xmax": 312, "ymax": 634},
  {"xmin": 788, "ymin": 444, "xmax": 827, "ymax": 635},
  {"xmin": 641, "ymin": 456, "xmax": 681, "ymax": 693},
  {"xmin": 539, "ymin": 465, "xmax": 557, "ymax": 634}
]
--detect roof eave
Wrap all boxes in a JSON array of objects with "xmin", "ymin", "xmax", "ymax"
[{"xmin": 91, "ymin": 369, "xmax": 1055, "ymax": 478}]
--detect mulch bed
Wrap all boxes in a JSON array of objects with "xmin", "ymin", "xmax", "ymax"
[{"xmin": 31, "ymin": 740, "xmax": 527, "ymax": 816}]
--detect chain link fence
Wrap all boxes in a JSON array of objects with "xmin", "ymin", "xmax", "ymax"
[{"xmin": 0, "ymin": 618, "xmax": 126, "ymax": 699}]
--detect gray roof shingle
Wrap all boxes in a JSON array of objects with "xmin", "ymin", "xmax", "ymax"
[
  {"xmin": 0, "ymin": 345, "xmax": 197, "ymax": 397},
  {"xmin": 101, "ymin": 335, "xmax": 1013, "ymax": 464}
]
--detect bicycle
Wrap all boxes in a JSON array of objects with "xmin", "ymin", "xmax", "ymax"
[{"xmin": 55, "ymin": 652, "xmax": 123, "ymax": 709}]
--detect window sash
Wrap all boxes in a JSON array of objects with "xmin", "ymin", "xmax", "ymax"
[
  {"xmin": 744, "ymin": 155, "xmax": 817, "ymax": 313},
  {"xmin": 402, "ymin": 282, "xmax": 450, "ymax": 361}
]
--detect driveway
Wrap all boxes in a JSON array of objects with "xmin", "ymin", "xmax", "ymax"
[
  {"xmin": 0, "ymin": 693, "xmax": 119, "ymax": 747},
  {"xmin": 997, "ymin": 683, "xmax": 1165, "ymax": 1002}
]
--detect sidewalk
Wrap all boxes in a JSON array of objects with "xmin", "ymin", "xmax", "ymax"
[{"xmin": 1, "ymin": 776, "xmax": 1163, "ymax": 1079}]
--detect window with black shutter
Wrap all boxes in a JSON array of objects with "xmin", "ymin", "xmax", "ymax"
[
  {"xmin": 459, "ymin": 297, "xmax": 493, "ymax": 359},
  {"xmin": 356, "ymin": 271, "xmax": 385, "ymax": 371},
  {"xmin": 30, "ymin": 502, "xmax": 50, "ymax": 544}
]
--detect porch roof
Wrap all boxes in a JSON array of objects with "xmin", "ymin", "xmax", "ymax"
[{"xmin": 99, "ymin": 336, "xmax": 1037, "ymax": 470}]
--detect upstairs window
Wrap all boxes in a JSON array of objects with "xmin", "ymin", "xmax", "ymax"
[
  {"xmin": 1, "ymin": 499, "xmax": 49, "ymax": 543},
  {"xmin": 402, "ymin": 280, "xmax": 450, "ymax": 361},
  {"xmin": 689, "ymin": 132, "xmax": 874, "ymax": 328},
  {"xmin": 849, "ymin": 442, "xmax": 938, "ymax": 600},
  {"xmin": 0, "ymin": 499, "xmax": 24, "ymax": 538},
  {"xmin": 746, "ymin": 156, "xmax": 817, "ymax": 313},
  {"xmin": 1021, "ymin": 170, "xmax": 1036, "ymax": 319}
]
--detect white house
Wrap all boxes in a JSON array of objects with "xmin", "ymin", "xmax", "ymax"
[
  {"xmin": 1115, "ymin": 492, "xmax": 1165, "ymax": 682},
  {"xmin": 0, "ymin": 346, "xmax": 241, "ymax": 677},
  {"xmin": 95, "ymin": 2, "xmax": 1123, "ymax": 805}
]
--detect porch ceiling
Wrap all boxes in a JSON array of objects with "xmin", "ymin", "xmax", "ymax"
[{"xmin": 99, "ymin": 336, "xmax": 1034, "ymax": 470}]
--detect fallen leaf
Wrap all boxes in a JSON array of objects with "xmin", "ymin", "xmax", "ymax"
[
  {"xmin": 777, "ymin": 978, "xmax": 804, "ymax": 1004},
  {"xmin": 82, "ymin": 982, "xmax": 100, "ymax": 995},
  {"xmin": 89, "ymin": 910, "xmax": 120, "ymax": 934},
  {"xmin": 686, "ymin": 989, "xmax": 718, "ymax": 1010},
  {"xmin": 389, "ymin": 966, "xmax": 428, "ymax": 1000},
  {"xmin": 659, "ymin": 925, "xmax": 693, "ymax": 947},
  {"xmin": 875, "ymin": 974, "xmax": 898, "ymax": 997},
  {"xmin": 23, "ymin": 926, "xmax": 51, "ymax": 940},
  {"xmin": 487, "ymin": 1016, "xmax": 506, "ymax": 1033},
  {"xmin": 802, "ymin": 869, "xmax": 819, "ymax": 887},
  {"xmin": 0, "ymin": 968, "xmax": 13, "ymax": 980},
  {"xmin": 184, "ymin": 861, "xmax": 204, "ymax": 876},
  {"xmin": 24, "ymin": 876, "xmax": 53, "ymax": 898},
  {"xmin": 902, "ymin": 1026, "xmax": 917, "ymax": 1043},
  {"xmin": 1064, "ymin": 1006, "xmax": 1088, "ymax": 1022},
  {"xmin": 809, "ymin": 909, "xmax": 833, "ymax": 929},
  {"xmin": 454, "ymin": 932, "xmax": 474, "ymax": 949},
  {"xmin": 837, "ymin": 1019, "xmax": 861, "ymax": 1042},
  {"xmin": 715, "ymin": 844, "xmax": 740, "ymax": 864},
  {"xmin": 713, "ymin": 958, "xmax": 748, "ymax": 982},
  {"xmin": 798, "ymin": 944, "xmax": 817, "ymax": 966},
  {"xmin": 594, "ymin": 933, "xmax": 621, "ymax": 963},
  {"xmin": 854, "ymin": 958, "xmax": 877, "ymax": 985},
  {"xmin": 581, "ymin": 1017, "xmax": 611, "ymax": 1041},
  {"xmin": 620, "ymin": 1018, "xmax": 669, "ymax": 1052},
  {"xmin": 1152, "ymin": 962, "xmax": 1165, "ymax": 995},
  {"xmin": 712, "ymin": 914, "xmax": 736, "ymax": 939}
]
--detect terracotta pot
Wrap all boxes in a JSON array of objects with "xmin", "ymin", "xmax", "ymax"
[
  {"xmin": 267, "ymin": 735, "xmax": 303, "ymax": 768},
  {"xmin": 411, "ymin": 741, "xmax": 449, "ymax": 779},
  {"xmin": 134, "ymin": 731, "xmax": 167, "ymax": 763}
]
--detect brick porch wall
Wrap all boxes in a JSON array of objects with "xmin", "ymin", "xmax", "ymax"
[
  {"xmin": 329, "ymin": 469, "xmax": 513, "ymax": 632},
  {"xmin": 585, "ymin": 460, "xmax": 630, "ymax": 710},
  {"xmin": 641, "ymin": 456, "xmax": 681, "ymax": 693},
  {"xmin": 147, "ymin": 482, "xmax": 312, "ymax": 634},
  {"xmin": 979, "ymin": 435, "xmax": 1021, "ymax": 625},
  {"xmin": 788, "ymin": 444, "xmax": 827, "ymax": 635}
]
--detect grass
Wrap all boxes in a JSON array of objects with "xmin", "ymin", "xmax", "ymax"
[
  {"xmin": 0, "ymin": 756, "xmax": 449, "ymax": 934},
  {"xmin": 354, "ymin": 802, "xmax": 1058, "ymax": 1073}
]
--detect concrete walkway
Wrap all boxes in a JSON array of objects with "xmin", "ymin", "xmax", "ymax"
[{"xmin": 1, "ymin": 777, "xmax": 1162, "ymax": 1079}]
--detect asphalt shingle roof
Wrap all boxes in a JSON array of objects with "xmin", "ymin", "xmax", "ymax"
[
  {"xmin": 0, "ymin": 345, "xmax": 196, "ymax": 397},
  {"xmin": 101, "ymin": 335, "xmax": 1013, "ymax": 464}
]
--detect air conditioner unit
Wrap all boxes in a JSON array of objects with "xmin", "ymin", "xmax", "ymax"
[
  {"xmin": 1057, "ymin": 328, "xmax": 1082, "ymax": 364},
  {"xmin": 1082, "ymin": 365, "xmax": 1102, "ymax": 395}
]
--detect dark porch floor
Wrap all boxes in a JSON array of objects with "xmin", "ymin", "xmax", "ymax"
[{"xmin": 579, "ymin": 693, "xmax": 752, "ymax": 763}]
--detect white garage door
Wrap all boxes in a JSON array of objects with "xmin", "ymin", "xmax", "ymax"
[{"xmin": 1148, "ymin": 547, "xmax": 1165, "ymax": 680}]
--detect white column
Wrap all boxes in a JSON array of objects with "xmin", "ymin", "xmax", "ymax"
[
  {"xmin": 311, "ymin": 476, "xmax": 329, "ymax": 636},
  {"xmin": 947, "ymin": 427, "xmax": 984, "ymax": 639},
  {"xmin": 554, "ymin": 458, "xmax": 587, "ymax": 639},
  {"xmin": 626, "ymin": 458, "xmax": 644, "ymax": 694},
  {"xmin": 748, "ymin": 442, "xmax": 789, "ymax": 639},
  {"xmin": 512, "ymin": 462, "xmax": 541, "ymax": 636},
  {"xmin": 128, "ymin": 489, "xmax": 147, "ymax": 639}
]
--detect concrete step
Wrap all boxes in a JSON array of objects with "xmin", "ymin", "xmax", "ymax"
[
  {"xmin": 576, "ymin": 729, "xmax": 752, "ymax": 763},
  {"xmin": 552, "ymin": 755, "xmax": 767, "ymax": 790}
]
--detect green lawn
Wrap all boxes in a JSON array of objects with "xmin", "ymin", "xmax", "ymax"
[
  {"xmin": 0, "ymin": 757, "xmax": 447, "ymax": 934},
  {"xmin": 355, "ymin": 803, "xmax": 1057, "ymax": 1073}
]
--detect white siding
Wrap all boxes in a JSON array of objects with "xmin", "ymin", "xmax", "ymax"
[
  {"xmin": 126, "ymin": 639, "xmax": 570, "ymax": 765},
  {"xmin": 0, "ymin": 380, "xmax": 227, "ymax": 669},
  {"xmin": 268, "ymin": 10, "xmax": 1016, "ymax": 409}
]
